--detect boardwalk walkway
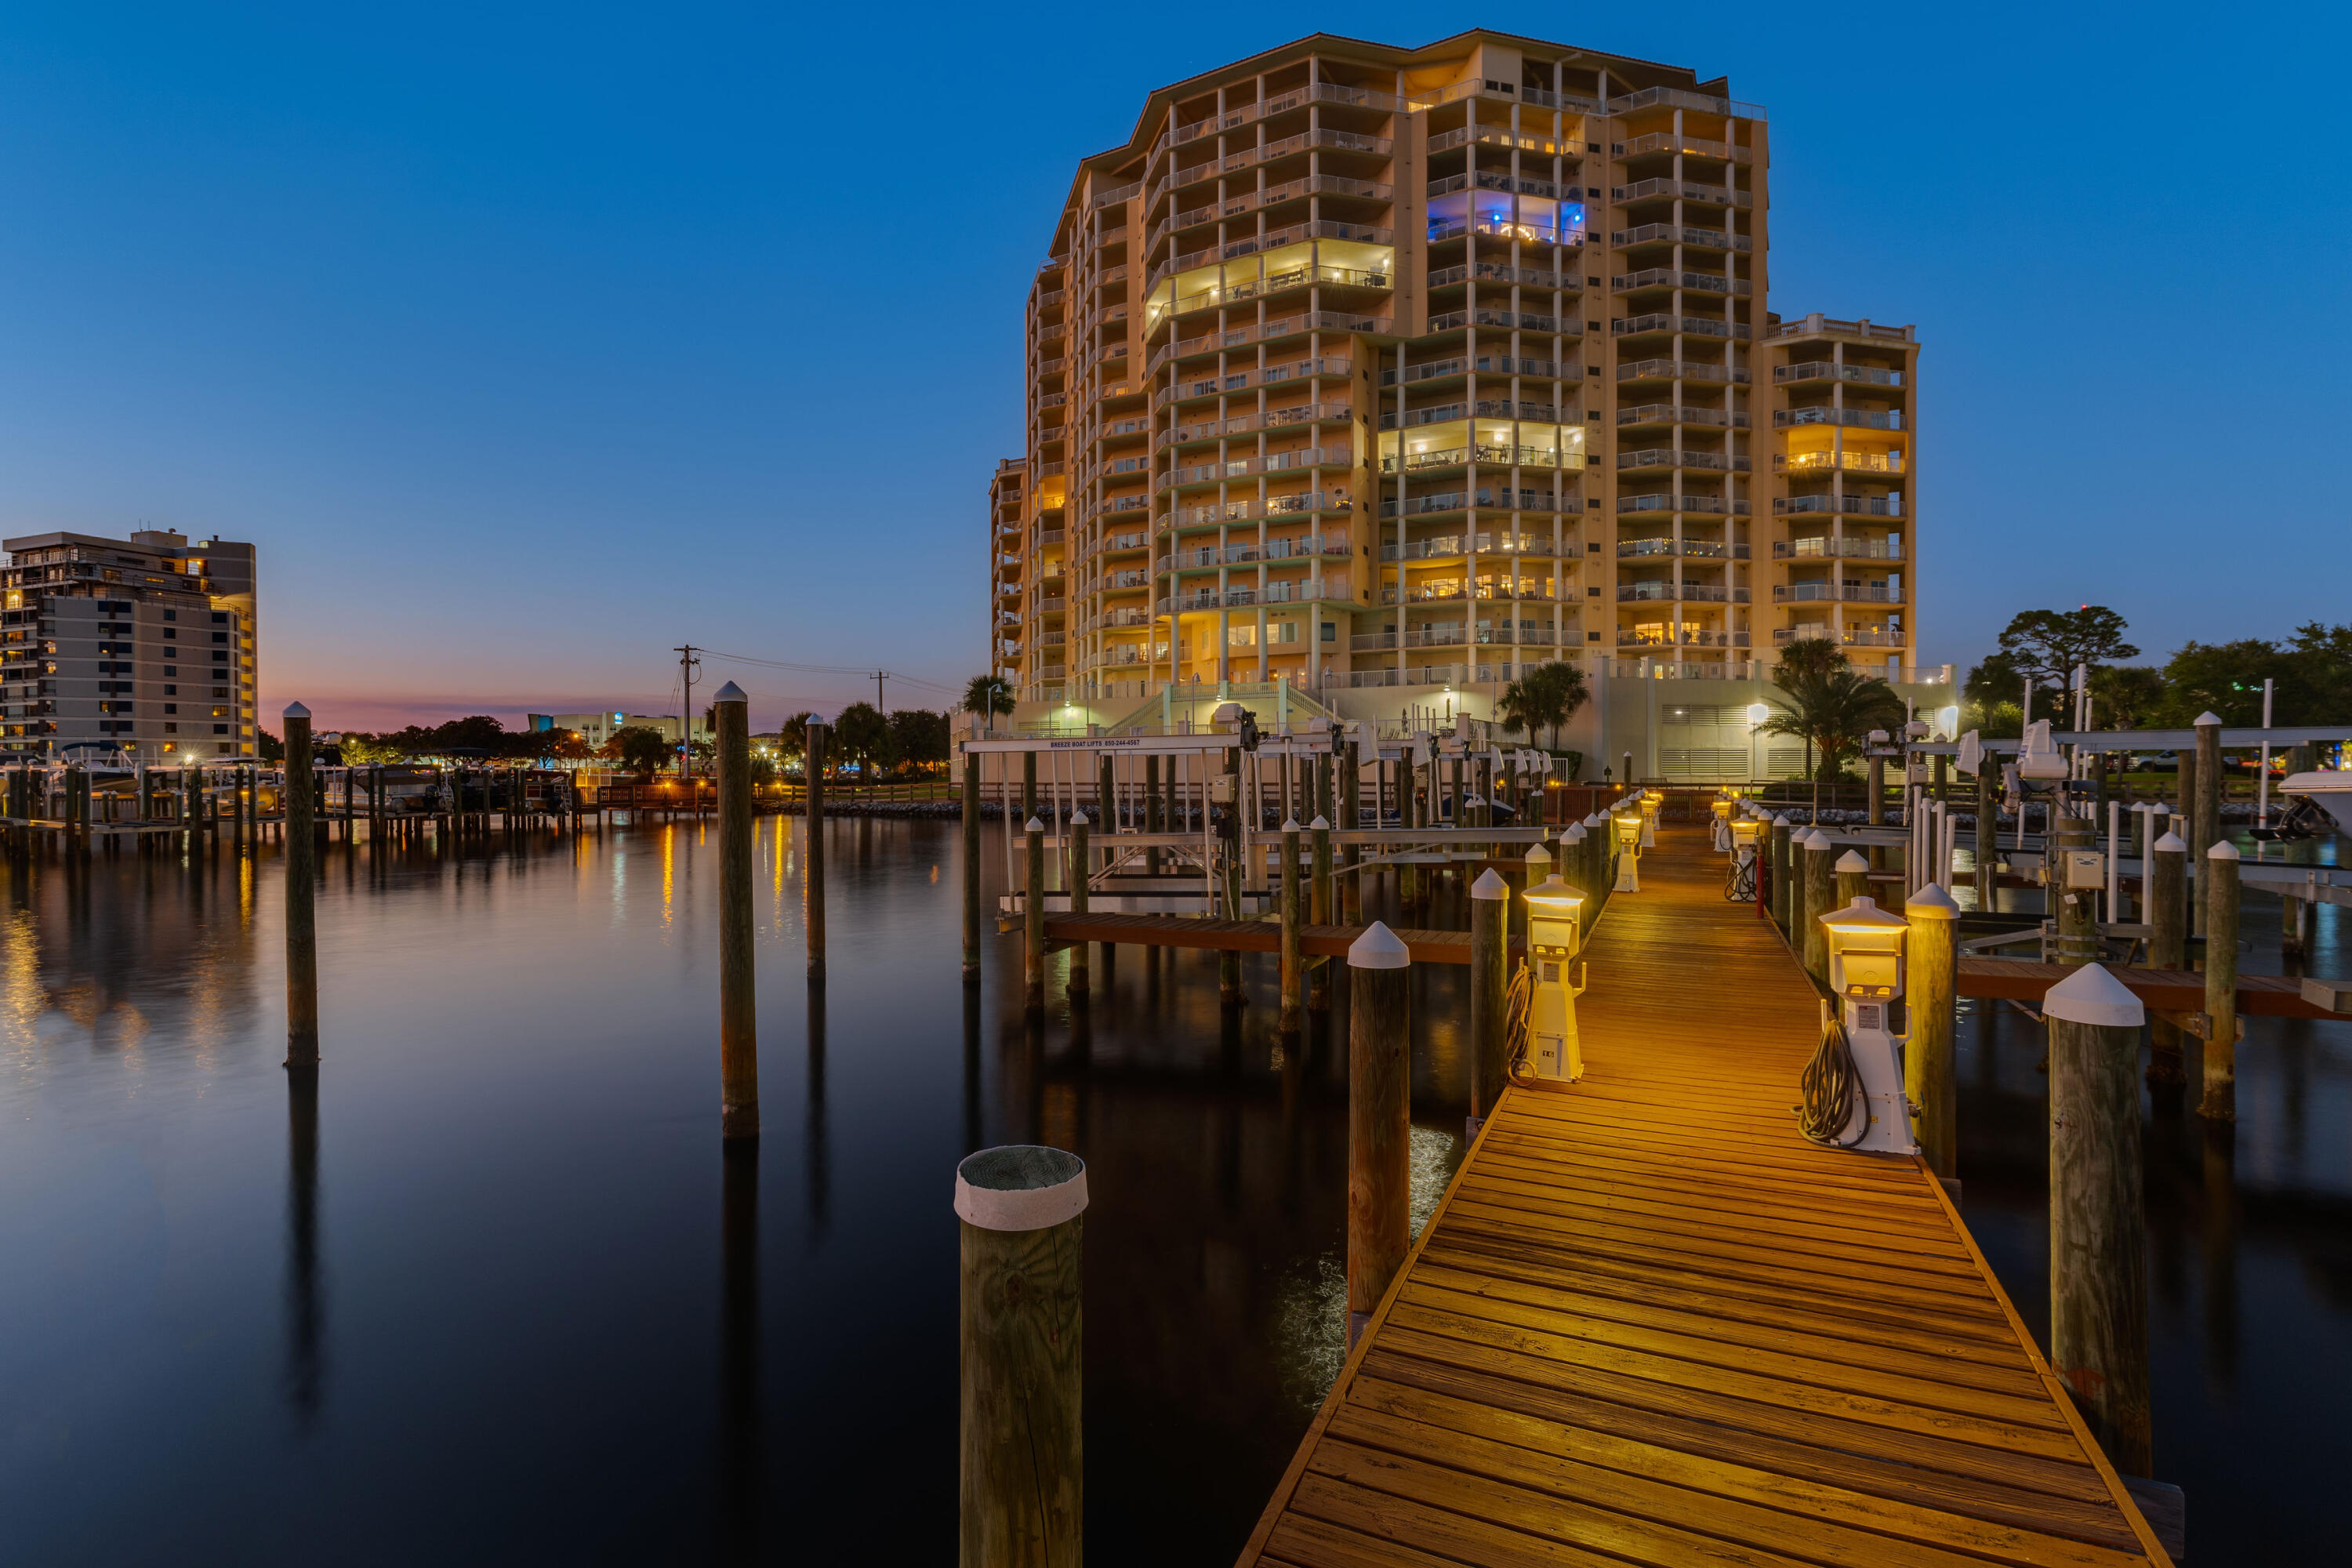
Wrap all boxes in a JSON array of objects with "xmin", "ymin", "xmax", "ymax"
[{"xmin": 1239, "ymin": 826, "xmax": 2173, "ymax": 1567}]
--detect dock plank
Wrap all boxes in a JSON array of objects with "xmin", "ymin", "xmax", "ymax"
[{"xmin": 1236, "ymin": 826, "xmax": 2174, "ymax": 1567}]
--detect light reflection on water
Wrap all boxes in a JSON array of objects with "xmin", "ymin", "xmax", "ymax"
[{"xmin": 0, "ymin": 819, "xmax": 1465, "ymax": 1563}]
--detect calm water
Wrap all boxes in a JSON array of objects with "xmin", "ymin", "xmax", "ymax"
[{"xmin": 1, "ymin": 819, "xmax": 2346, "ymax": 1563}]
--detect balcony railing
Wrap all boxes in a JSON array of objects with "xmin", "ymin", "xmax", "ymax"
[
  {"xmin": 1773, "ymin": 494, "xmax": 1903, "ymax": 517},
  {"xmin": 1773, "ymin": 407, "xmax": 1903, "ymax": 430},
  {"xmin": 1162, "ymin": 175, "xmax": 1395, "ymax": 242},
  {"xmin": 1766, "ymin": 314, "xmax": 1912, "ymax": 343},
  {"xmin": 1617, "ymin": 403, "xmax": 1747, "ymax": 429},
  {"xmin": 1168, "ymin": 445, "xmax": 1351, "ymax": 485},
  {"xmin": 1613, "ymin": 314, "xmax": 1751, "ymax": 339},
  {"xmin": 1613, "ymin": 131, "xmax": 1755, "ymax": 164},
  {"xmin": 1617, "ymin": 448, "xmax": 1748, "ymax": 472},
  {"xmin": 1377, "ymin": 487, "xmax": 1572, "ymax": 517},
  {"xmin": 1773, "ymin": 361, "xmax": 1903, "ymax": 387},
  {"xmin": 1163, "ymin": 402, "xmax": 1352, "ymax": 447},
  {"xmin": 1774, "ymin": 626, "xmax": 1904, "ymax": 648},
  {"xmin": 1157, "ymin": 82, "xmax": 1399, "ymax": 155},
  {"xmin": 1380, "ymin": 532, "xmax": 1563, "ymax": 561},
  {"xmin": 1611, "ymin": 178, "xmax": 1751, "ymax": 208},
  {"xmin": 1617, "ymin": 493, "xmax": 1748, "ymax": 516},
  {"xmin": 1427, "ymin": 123, "xmax": 1584, "ymax": 157},
  {"xmin": 1170, "ymin": 356, "xmax": 1354, "ymax": 400},
  {"xmin": 1425, "ymin": 262, "xmax": 1580, "ymax": 289},
  {"xmin": 1153, "ymin": 126, "xmax": 1396, "ymax": 206},
  {"xmin": 1774, "ymin": 451, "xmax": 1905, "ymax": 475},
  {"xmin": 1168, "ymin": 221, "xmax": 1396, "ymax": 275},
  {"xmin": 1613, "ymin": 268, "xmax": 1752, "ymax": 296},
  {"xmin": 1426, "ymin": 169, "xmax": 1568, "ymax": 201},
  {"xmin": 1611, "ymin": 223, "xmax": 1751, "ymax": 252},
  {"xmin": 1427, "ymin": 217, "xmax": 1586, "ymax": 248},
  {"xmin": 1381, "ymin": 397, "xmax": 1566, "ymax": 430},
  {"xmin": 1774, "ymin": 583, "xmax": 1900, "ymax": 603},
  {"xmin": 1381, "ymin": 443, "xmax": 1570, "ymax": 473},
  {"xmin": 1774, "ymin": 536, "xmax": 1903, "ymax": 561},
  {"xmin": 1607, "ymin": 85, "xmax": 1766, "ymax": 120},
  {"xmin": 1617, "ymin": 358, "xmax": 1750, "ymax": 385},
  {"xmin": 1170, "ymin": 492, "xmax": 1343, "ymax": 527},
  {"xmin": 1381, "ymin": 353, "xmax": 1563, "ymax": 386}
]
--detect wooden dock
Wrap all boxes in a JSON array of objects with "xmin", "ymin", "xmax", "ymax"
[
  {"xmin": 1239, "ymin": 827, "xmax": 2176, "ymax": 1567},
  {"xmin": 1042, "ymin": 911, "xmax": 1523, "ymax": 967}
]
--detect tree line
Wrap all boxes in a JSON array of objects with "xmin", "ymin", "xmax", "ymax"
[
  {"xmin": 317, "ymin": 706, "xmax": 960, "ymax": 779},
  {"xmin": 1962, "ymin": 607, "xmax": 2352, "ymax": 735}
]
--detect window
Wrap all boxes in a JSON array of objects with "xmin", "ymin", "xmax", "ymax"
[
  {"xmin": 164, "ymin": 703, "xmax": 177, "ymax": 714},
  {"xmin": 210, "ymin": 631, "xmax": 227, "ymax": 643},
  {"xmin": 1321, "ymin": 622, "xmax": 1336, "ymax": 643},
  {"xmin": 163, "ymin": 684, "xmax": 176, "ymax": 695},
  {"xmin": 162, "ymin": 609, "xmax": 176, "ymax": 621},
  {"xmin": 163, "ymin": 665, "xmax": 176, "ymax": 676},
  {"xmin": 211, "ymin": 612, "xmax": 228, "ymax": 623},
  {"xmin": 164, "ymin": 627, "xmax": 176, "ymax": 640},
  {"xmin": 212, "ymin": 724, "xmax": 228, "ymax": 735},
  {"xmin": 164, "ymin": 724, "xmax": 176, "ymax": 734}
]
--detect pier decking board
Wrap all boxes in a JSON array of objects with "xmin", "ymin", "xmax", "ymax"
[{"xmin": 1238, "ymin": 827, "xmax": 2174, "ymax": 1568}]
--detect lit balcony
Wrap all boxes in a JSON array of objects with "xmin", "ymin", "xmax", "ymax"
[
  {"xmin": 1612, "ymin": 132, "xmax": 1755, "ymax": 164},
  {"xmin": 1773, "ymin": 407, "xmax": 1902, "ymax": 430},
  {"xmin": 1379, "ymin": 443, "xmax": 1573, "ymax": 474},
  {"xmin": 1773, "ymin": 535, "xmax": 1903, "ymax": 561},
  {"xmin": 1426, "ymin": 217, "xmax": 1585, "ymax": 249},
  {"xmin": 1774, "ymin": 450, "xmax": 1904, "ymax": 475},
  {"xmin": 1773, "ymin": 495, "xmax": 1902, "ymax": 518}
]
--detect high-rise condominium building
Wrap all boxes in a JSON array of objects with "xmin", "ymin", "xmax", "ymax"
[
  {"xmin": 2, "ymin": 528, "xmax": 260, "ymax": 761},
  {"xmin": 989, "ymin": 29, "xmax": 1922, "ymax": 738}
]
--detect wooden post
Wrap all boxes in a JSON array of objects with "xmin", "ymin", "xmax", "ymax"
[
  {"xmin": 2044, "ymin": 964, "xmax": 2151, "ymax": 1477},
  {"xmin": 1278, "ymin": 818, "xmax": 1304, "ymax": 1033},
  {"xmin": 1219, "ymin": 746, "xmax": 1242, "ymax": 1004},
  {"xmin": 2200, "ymin": 840, "xmax": 2240, "ymax": 1122},
  {"xmin": 1309, "ymin": 812, "xmax": 1334, "ymax": 1011},
  {"xmin": 1469, "ymin": 867, "xmax": 1508, "ymax": 1127},
  {"xmin": 1801, "ymin": 832, "xmax": 1834, "ymax": 984},
  {"xmin": 1024, "ymin": 814, "xmax": 1046, "ymax": 1015},
  {"xmin": 2147, "ymin": 831, "xmax": 2187, "ymax": 1086},
  {"xmin": 1975, "ymin": 763, "xmax": 1997, "ymax": 913},
  {"xmin": 714, "ymin": 683, "xmax": 759, "ymax": 1140},
  {"xmin": 1347, "ymin": 923, "xmax": 1410, "ymax": 1348},
  {"xmin": 1022, "ymin": 749, "xmax": 1037, "ymax": 826},
  {"xmin": 963, "ymin": 750, "xmax": 982, "ymax": 980},
  {"xmin": 1066, "ymin": 810, "xmax": 1089, "ymax": 996},
  {"xmin": 1905, "ymin": 884, "xmax": 1960, "ymax": 1181},
  {"xmin": 2052, "ymin": 808, "xmax": 2099, "ymax": 966},
  {"xmin": 1835, "ymin": 849, "xmax": 1869, "ymax": 911},
  {"xmin": 956, "ymin": 1145, "xmax": 1085, "ymax": 1568},
  {"xmin": 1769, "ymin": 815, "xmax": 1791, "ymax": 931},
  {"xmin": 805, "ymin": 722, "xmax": 827, "ymax": 982},
  {"xmin": 2188, "ymin": 714, "xmax": 2220, "ymax": 936},
  {"xmin": 1867, "ymin": 752, "xmax": 1886, "ymax": 828},
  {"xmin": 284, "ymin": 705, "xmax": 320, "ymax": 1067},
  {"xmin": 1143, "ymin": 753, "xmax": 1161, "ymax": 875}
]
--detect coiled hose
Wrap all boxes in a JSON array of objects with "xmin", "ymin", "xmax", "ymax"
[
  {"xmin": 1722, "ymin": 849, "xmax": 1756, "ymax": 903},
  {"xmin": 1795, "ymin": 1007, "xmax": 1869, "ymax": 1147},
  {"xmin": 1501, "ymin": 960, "xmax": 1537, "ymax": 1083}
]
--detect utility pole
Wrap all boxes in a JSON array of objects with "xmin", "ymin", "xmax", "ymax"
[
  {"xmin": 677, "ymin": 644, "xmax": 702, "ymax": 780},
  {"xmin": 874, "ymin": 670, "xmax": 889, "ymax": 715}
]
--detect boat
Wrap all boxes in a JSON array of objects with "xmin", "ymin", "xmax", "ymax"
[{"xmin": 2281, "ymin": 771, "xmax": 2352, "ymax": 835}]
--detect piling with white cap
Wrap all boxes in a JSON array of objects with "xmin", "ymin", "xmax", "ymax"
[
  {"xmin": 1309, "ymin": 813, "xmax": 1334, "ymax": 1011},
  {"xmin": 956, "ymin": 1145, "xmax": 1086, "ymax": 1566},
  {"xmin": 2145, "ymin": 830, "xmax": 2187, "ymax": 1087},
  {"xmin": 1801, "ymin": 831, "xmax": 1837, "ymax": 985},
  {"xmin": 1065, "ymin": 810, "xmax": 1089, "ymax": 997},
  {"xmin": 1904, "ymin": 883, "xmax": 1961, "ymax": 1179},
  {"xmin": 1347, "ymin": 922, "xmax": 1411, "ymax": 1348},
  {"xmin": 283, "ymin": 702, "xmax": 319, "ymax": 1068},
  {"xmin": 1279, "ymin": 817, "xmax": 1305, "ymax": 1034},
  {"xmin": 1469, "ymin": 869, "xmax": 1510, "ymax": 1122},
  {"xmin": 2043, "ymin": 964, "xmax": 2151, "ymax": 1475},
  {"xmin": 714, "ymin": 682, "xmax": 758, "ymax": 1139},
  {"xmin": 1835, "ymin": 848, "xmax": 1871, "ymax": 911},
  {"xmin": 1023, "ymin": 815, "xmax": 1047, "ymax": 1015}
]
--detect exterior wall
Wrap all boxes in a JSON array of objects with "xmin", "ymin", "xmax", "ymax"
[
  {"xmin": 529, "ymin": 711, "xmax": 712, "ymax": 749},
  {"xmin": 2, "ymin": 528, "xmax": 259, "ymax": 760},
  {"xmin": 993, "ymin": 30, "xmax": 1925, "ymax": 724}
]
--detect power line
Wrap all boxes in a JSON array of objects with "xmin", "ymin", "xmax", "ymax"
[{"xmin": 698, "ymin": 648, "xmax": 957, "ymax": 697}]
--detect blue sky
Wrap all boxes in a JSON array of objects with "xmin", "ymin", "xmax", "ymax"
[{"xmin": 2, "ymin": 2, "xmax": 2344, "ymax": 729}]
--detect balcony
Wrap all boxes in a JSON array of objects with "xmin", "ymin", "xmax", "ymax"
[
  {"xmin": 1611, "ymin": 178, "xmax": 1751, "ymax": 208},
  {"xmin": 1613, "ymin": 132, "xmax": 1754, "ymax": 164},
  {"xmin": 1774, "ymin": 451, "xmax": 1904, "ymax": 475},
  {"xmin": 1613, "ymin": 269, "xmax": 1752, "ymax": 297},
  {"xmin": 1170, "ymin": 492, "xmax": 1344, "ymax": 528},
  {"xmin": 1426, "ymin": 262, "xmax": 1580, "ymax": 289},
  {"xmin": 1426, "ymin": 169, "xmax": 1568, "ymax": 202},
  {"xmin": 1427, "ymin": 123, "xmax": 1583, "ymax": 158},
  {"xmin": 1617, "ymin": 358, "xmax": 1750, "ymax": 385},
  {"xmin": 1426, "ymin": 217, "xmax": 1585, "ymax": 249},
  {"xmin": 1154, "ymin": 125, "xmax": 1395, "ymax": 205},
  {"xmin": 1773, "ymin": 583, "xmax": 1900, "ymax": 604},
  {"xmin": 1612, "ymin": 223, "xmax": 1751, "ymax": 252},
  {"xmin": 1773, "ymin": 494, "xmax": 1902, "ymax": 518},
  {"xmin": 1168, "ymin": 222, "xmax": 1396, "ymax": 276},
  {"xmin": 1378, "ymin": 487, "xmax": 1572, "ymax": 518},
  {"xmin": 1609, "ymin": 84, "xmax": 1766, "ymax": 118},
  {"xmin": 1380, "ymin": 532, "xmax": 1561, "ymax": 561},
  {"xmin": 1153, "ymin": 310, "xmax": 1382, "ymax": 373},
  {"xmin": 1163, "ymin": 402, "xmax": 1352, "ymax": 448},
  {"xmin": 1618, "ymin": 494, "xmax": 1747, "ymax": 516},
  {"xmin": 1774, "ymin": 536, "xmax": 1903, "ymax": 561},
  {"xmin": 1426, "ymin": 307, "xmax": 1565, "ymax": 334},
  {"xmin": 1773, "ymin": 407, "xmax": 1902, "ymax": 430},
  {"xmin": 1613, "ymin": 314, "xmax": 1751, "ymax": 340},
  {"xmin": 1157, "ymin": 82, "xmax": 1399, "ymax": 155},
  {"xmin": 1170, "ymin": 355, "xmax": 1353, "ymax": 401},
  {"xmin": 1167, "ymin": 445, "xmax": 1351, "ymax": 487},
  {"xmin": 1381, "ymin": 353, "xmax": 1563, "ymax": 387},
  {"xmin": 1162, "ymin": 174, "xmax": 1395, "ymax": 242},
  {"xmin": 1381, "ymin": 397, "xmax": 1566, "ymax": 431},
  {"xmin": 1617, "ymin": 448, "xmax": 1747, "ymax": 473},
  {"xmin": 1773, "ymin": 361, "xmax": 1903, "ymax": 388},
  {"xmin": 1381, "ymin": 443, "xmax": 1571, "ymax": 474},
  {"xmin": 1617, "ymin": 404, "xmax": 1747, "ymax": 430}
]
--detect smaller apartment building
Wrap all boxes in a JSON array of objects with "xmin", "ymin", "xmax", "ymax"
[{"xmin": 2, "ymin": 528, "xmax": 260, "ymax": 761}]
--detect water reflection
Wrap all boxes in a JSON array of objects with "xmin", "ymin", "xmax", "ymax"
[
  {"xmin": 717, "ymin": 1141, "xmax": 760, "ymax": 1564},
  {"xmin": 805, "ymin": 983, "xmax": 829, "ymax": 1246},
  {"xmin": 283, "ymin": 1065, "xmax": 325, "ymax": 1428}
]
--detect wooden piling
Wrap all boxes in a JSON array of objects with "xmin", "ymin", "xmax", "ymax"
[
  {"xmin": 2187, "ymin": 714, "xmax": 2220, "ymax": 936},
  {"xmin": 805, "ymin": 722, "xmax": 828, "ymax": 982},
  {"xmin": 1024, "ymin": 815, "xmax": 1046, "ymax": 1016},
  {"xmin": 1905, "ymin": 884, "xmax": 1960, "ymax": 1181},
  {"xmin": 714, "ymin": 684, "xmax": 759, "ymax": 1140},
  {"xmin": 1309, "ymin": 814, "xmax": 1333, "ymax": 1011},
  {"xmin": 1219, "ymin": 746, "xmax": 1241, "ymax": 1004},
  {"xmin": 2144, "ymin": 830, "xmax": 2187, "ymax": 1086},
  {"xmin": 284, "ymin": 705, "xmax": 320, "ymax": 1068},
  {"xmin": 1347, "ymin": 924, "xmax": 1410, "ymax": 1349},
  {"xmin": 2200, "ymin": 840, "xmax": 2240, "ymax": 1122},
  {"xmin": 2053, "ymin": 808, "xmax": 2099, "ymax": 966},
  {"xmin": 1800, "ymin": 833, "xmax": 1834, "ymax": 983},
  {"xmin": 956, "ymin": 1145, "xmax": 1085, "ymax": 1568},
  {"xmin": 1278, "ymin": 818, "xmax": 1304, "ymax": 1034},
  {"xmin": 1144, "ymin": 754, "xmax": 1160, "ymax": 875},
  {"xmin": 962, "ymin": 750, "xmax": 982, "ymax": 981},
  {"xmin": 1066, "ymin": 811, "xmax": 1089, "ymax": 996},
  {"xmin": 1022, "ymin": 749, "xmax": 1037, "ymax": 827},
  {"xmin": 1769, "ymin": 815, "xmax": 1791, "ymax": 931},
  {"xmin": 1975, "ymin": 763, "xmax": 1998, "ymax": 913},
  {"xmin": 2044, "ymin": 964, "xmax": 2152, "ymax": 1477},
  {"xmin": 1468, "ymin": 868, "xmax": 1508, "ymax": 1126},
  {"xmin": 1834, "ymin": 849, "xmax": 1869, "ymax": 911}
]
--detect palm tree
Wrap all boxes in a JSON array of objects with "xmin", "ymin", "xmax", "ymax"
[
  {"xmin": 963, "ymin": 674, "xmax": 1015, "ymax": 727},
  {"xmin": 779, "ymin": 711, "xmax": 818, "ymax": 775},
  {"xmin": 1497, "ymin": 660, "xmax": 1592, "ymax": 750},
  {"xmin": 1767, "ymin": 637, "xmax": 1852, "ymax": 780},
  {"xmin": 1759, "ymin": 666, "xmax": 1907, "ymax": 814}
]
